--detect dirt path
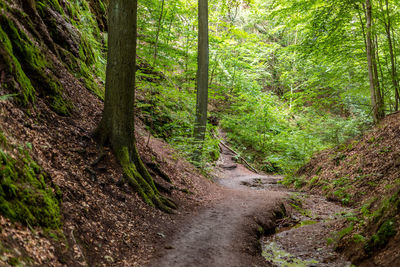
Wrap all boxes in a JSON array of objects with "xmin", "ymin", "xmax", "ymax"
[
  {"xmin": 147, "ymin": 144, "xmax": 351, "ymax": 267},
  {"xmin": 147, "ymin": 145, "xmax": 288, "ymax": 267}
]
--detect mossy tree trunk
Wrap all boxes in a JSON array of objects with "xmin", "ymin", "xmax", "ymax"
[
  {"xmin": 193, "ymin": 0, "xmax": 209, "ymax": 161},
  {"xmin": 95, "ymin": 0, "xmax": 175, "ymax": 212}
]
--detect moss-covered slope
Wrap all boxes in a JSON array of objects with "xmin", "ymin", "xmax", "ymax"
[
  {"xmin": 287, "ymin": 112, "xmax": 400, "ymax": 266},
  {"xmin": 0, "ymin": 130, "xmax": 61, "ymax": 229},
  {"xmin": 0, "ymin": 0, "xmax": 106, "ymax": 114}
]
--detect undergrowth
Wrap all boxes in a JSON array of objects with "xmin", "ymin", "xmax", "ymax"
[
  {"xmin": 221, "ymin": 92, "xmax": 369, "ymax": 173},
  {"xmin": 136, "ymin": 75, "xmax": 220, "ymax": 169}
]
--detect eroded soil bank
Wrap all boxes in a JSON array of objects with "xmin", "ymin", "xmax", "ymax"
[{"xmin": 147, "ymin": 142, "xmax": 353, "ymax": 267}]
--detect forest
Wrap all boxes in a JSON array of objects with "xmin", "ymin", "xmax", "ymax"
[{"xmin": 0, "ymin": 0, "xmax": 400, "ymax": 266}]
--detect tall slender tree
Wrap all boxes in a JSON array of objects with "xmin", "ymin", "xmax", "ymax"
[
  {"xmin": 365, "ymin": 0, "xmax": 385, "ymax": 123},
  {"xmin": 379, "ymin": 0, "xmax": 399, "ymax": 110},
  {"xmin": 153, "ymin": 0, "xmax": 165, "ymax": 65},
  {"xmin": 193, "ymin": 0, "xmax": 209, "ymax": 160},
  {"xmin": 95, "ymin": 0, "xmax": 174, "ymax": 212}
]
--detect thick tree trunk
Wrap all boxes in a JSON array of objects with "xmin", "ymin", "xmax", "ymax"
[
  {"xmin": 366, "ymin": 0, "xmax": 384, "ymax": 123},
  {"xmin": 95, "ymin": 0, "xmax": 175, "ymax": 212},
  {"xmin": 193, "ymin": 0, "xmax": 209, "ymax": 160}
]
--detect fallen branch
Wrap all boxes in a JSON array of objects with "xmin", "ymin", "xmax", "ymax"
[{"xmin": 212, "ymin": 132, "xmax": 259, "ymax": 174}]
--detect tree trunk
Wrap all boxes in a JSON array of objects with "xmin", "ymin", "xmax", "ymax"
[
  {"xmin": 383, "ymin": 0, "xmax": 399, "ymax": 110},
  {"xmin": 95, "ymin": 0, "xmax": 175, "ymax": 212},
  {"xmin": 365, "ymin": 0, "xmax": 384, "ymax": 123},
  {"xmin": 193, "ymin": 0, "xmax": 209, "ymax": 160},
  {"xmin": 375, "ymin": 33, "xmax": 385, "ymax": 102},
  {"xmin": 153, "ymin": 0, "xmax": 165, "ymax": 65}
]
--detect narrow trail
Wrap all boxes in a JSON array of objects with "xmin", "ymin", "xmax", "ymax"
[{"xmin": 148, "ymin": 144, "xmax": 351, "ymax": 267}]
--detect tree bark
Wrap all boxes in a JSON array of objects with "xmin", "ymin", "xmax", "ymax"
[
  {"xmin": 153, "ymin": 0, "xmax": 165, "ymax": 65},
  {"xmin": 365, "ymin": 0, "xmax": 384, "ymax": 123},
  {"xmin": 193, "ymin": 0, "xmax": 209, "ymax": 160},
  {"xmin": 95, "ymin": 0, "xmax": 175, "ymax": 212},
  {"xmin": 375, "ymin": 33, "xmax": 385, "ymax": 102},
  {"xmin": 382, "ymin": 0, "xmax": 399, "ymax": 110}
]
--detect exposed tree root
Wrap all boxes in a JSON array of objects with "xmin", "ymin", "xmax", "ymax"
[{"xmin": 117, "ymin": 147, "xmax": 176, "ymax": 213}]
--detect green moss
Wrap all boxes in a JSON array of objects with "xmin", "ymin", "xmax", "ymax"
[
  {"xmin": 353, "ymin": 234, "xmax": 365, "ymax": 244},
  {"xmin": 0, "ymin": 14, "xmax": 72, "ymax": 115},
  {"xmin": 118, "ymin": 147, "xmax": 154, "ymax": 207},
  {"xmin": 98, "ymin": 0, "xmax": 106, "ymax": 14},
  {"xmin": 294, "ymin": 220, "xmax": 317, "ymax": 228},
  {"xmin": 0, "ymin": 145, "xmax": 61, "ymax": 228},
  {"xmin": 365, "ymin": 220, "xmax": 397, "ymax": 253},
  {"xmin": 116, "ymin": 146, "xmax": 175, "ymax": 213},
  {"xmin": 79, "ymin": 61, "xmax": 104, "ymax": 99},
  {"xmin": 79, "ymin": 36, "xmax": 95, "ymax": 65},
  {"xmin": 8, "ymin": 257, "xmax": 19, "ymax": 266},
  {"xmin": 0, "ymin": 26, "xmax": 35, "ymax": 105},
  {"xmin": 0, "ymin": 131, "xmax": 7, "ymax": 147},
  {"xmin": 36, "ymin": 0, "xmax": 64, "ymax": 14}
]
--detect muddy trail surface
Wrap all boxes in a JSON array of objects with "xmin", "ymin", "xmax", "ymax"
[{"xmin": 148, "ymin": 145, "xmax": 352, "ymax": 267}]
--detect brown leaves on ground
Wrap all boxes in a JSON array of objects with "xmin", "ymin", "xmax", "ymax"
[{"xmin": 0, "ymin": 61, "xmax": 217, "ymax": 267}]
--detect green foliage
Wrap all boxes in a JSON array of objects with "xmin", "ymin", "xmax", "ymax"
[
  {"xmin": 137, "ymin": 77, "xmax": 220, "ymax": 168},
  {"xmin": 221, "ymin": 92, "xmax": 368, "ymax": 173},
  {"xmin": 130, "ymin": 0, "xmax": 375, "ymax": 174},
  {"xmin": 0, "ymin": 133, "xmax": 61, "ymax": 229}
]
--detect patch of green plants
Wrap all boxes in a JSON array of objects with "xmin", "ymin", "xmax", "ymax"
[
  {"xmin": 342, "ymin": 212, "xmax": 359, "ymax": 222},
  {"xmin": 289, "ymin": 200, "xmax": 312, "ymax": 218},
  {"xmin": 281, "ymin": 175, "xmax": 306, "ymax": 189},
  {"xmin": 333, "ymin": 187, "xmax": 351, "ymax": 205},
  {"xmin": 337, "ymin": 140, "xmax": 358, "ymax": 152},
  {"xmin": 294, "ymin": 220, "xmax": 317, "ymax": 228},
  {"xmin": 308, "ymin": 175, "xmax": 319, "ymax": 186},
  {"xmin": 332, "ymin": 176, "xmax": 350, "ymax": 187}
]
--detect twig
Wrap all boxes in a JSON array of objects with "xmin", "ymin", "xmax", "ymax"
[{"xmin": 71, "ymin": 228, "xmax": 87, "ymax": 266}]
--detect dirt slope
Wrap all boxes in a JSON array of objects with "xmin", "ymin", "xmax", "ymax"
[
  {"xmin": 0, "ymin": 64, "xmax": 222, "ymax": 266},
  {"xmin": 292, "ymin": 112, "xmax": 400, "ymax": 266},
  {"xmin": 0, "ymin": 1, "xmax": 219, "ymax": 266}
]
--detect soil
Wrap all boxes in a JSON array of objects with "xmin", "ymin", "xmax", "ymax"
[
  {"xmin": 147, "ymin": 142, "xmax": 351, "ymax": 267},
  {"xmin": 262, "ymin": 194, "xmax": 352, "ymax": 267}
]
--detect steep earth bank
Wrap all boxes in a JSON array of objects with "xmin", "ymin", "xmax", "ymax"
[{"xmin": 291, "ymin": 112, "xmax": 400, "ymax": 266}]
